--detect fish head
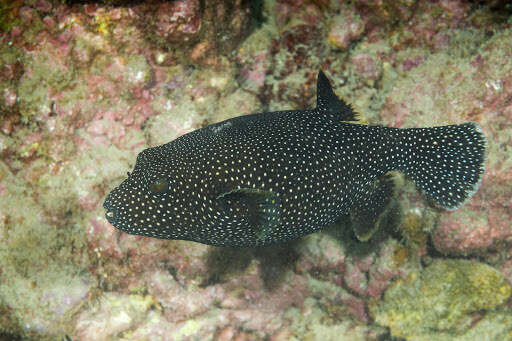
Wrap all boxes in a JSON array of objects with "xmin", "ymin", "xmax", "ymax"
[{"xmin": 103, "ymin": 146, "xmax": 189, "ymax": 240}]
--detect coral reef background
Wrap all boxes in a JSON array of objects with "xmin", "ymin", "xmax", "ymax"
[{"xmin": 0, "ymin": 0, "xmax": 511, "ymax": 340}]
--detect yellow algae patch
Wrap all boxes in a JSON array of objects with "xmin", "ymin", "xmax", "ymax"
[
  {"xmin": 371, "ymin": 259, "xmax": 511, "ymax": 339},
  {"xmin": 172, "ymin": 320, "xmax": 202, "ymax": 341}
]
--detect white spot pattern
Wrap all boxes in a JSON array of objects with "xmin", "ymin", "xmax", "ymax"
[{"xmin": 104, "ymin": 74, "xmax": 486, "ymax": 247}]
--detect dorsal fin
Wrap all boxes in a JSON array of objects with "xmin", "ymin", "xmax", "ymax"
[{"xmin": 316, "ymin": 70, "xmax": 358, "ymax": 122}]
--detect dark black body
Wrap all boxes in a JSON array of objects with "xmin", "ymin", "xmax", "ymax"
[{"xmin": 104, "ymin": 71, "xmax": 486, "ymax": 247}]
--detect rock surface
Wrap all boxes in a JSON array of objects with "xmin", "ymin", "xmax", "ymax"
[{"xmin": 0, "ymin": 0, "xmax": 510, "ymax": 340}]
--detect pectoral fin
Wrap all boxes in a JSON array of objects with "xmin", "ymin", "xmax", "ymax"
[{"xmin": 217, "ymin": 188, "xmax": 281, "ymax": 243}]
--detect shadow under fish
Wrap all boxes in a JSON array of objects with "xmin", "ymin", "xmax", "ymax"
[{"xmin": 104, "ymin": 70, "xmax": 487, "ymax": 247}]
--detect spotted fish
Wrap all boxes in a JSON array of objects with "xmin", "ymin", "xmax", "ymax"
[{"xmin": 104, "ymin": 71, "xmax": 486, "ymax": 247}]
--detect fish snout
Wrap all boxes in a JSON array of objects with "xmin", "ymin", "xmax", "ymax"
[{"xmin": 103, "ymin": 190, "xmax": 120, "ymax": 226}]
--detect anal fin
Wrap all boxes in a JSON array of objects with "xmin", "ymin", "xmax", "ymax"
[{"xmin": 350, "ymin": 174, "xmax": 395, "ymax": 241}]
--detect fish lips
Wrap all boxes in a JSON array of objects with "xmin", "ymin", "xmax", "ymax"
[{"xmin": 103, "ymin": 192, "xmax": 119, "ymax": 226}]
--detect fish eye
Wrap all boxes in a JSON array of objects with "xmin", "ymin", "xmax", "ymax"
[{"xmin": 150, "ymin": 178, "xmax": 170, "ymax": 195}]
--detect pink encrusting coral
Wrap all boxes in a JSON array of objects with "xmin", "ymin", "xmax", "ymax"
[
  {"xmin": 379, "ymin": 29, "xmax": 512, "ymax": 256},
  {"xmin": 327, "ymin": 7, "xmax": 365, "ymax": 51},
  {"xmin": 0, "ymin": 0, "xmax": 511, "ymax": 340}
]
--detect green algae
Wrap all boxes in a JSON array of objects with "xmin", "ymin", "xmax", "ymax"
[
  {"xmin": 460, "ymin": 310, "xmax": 512, "ymax": 341},
  {"xmin": 0, "ymin": 2, "xmax": 43, "ymax": 41},
  {"xmin": 0, "ymin": 1, "xmax": 510, "ymax": 339},
  {"xmin": 385, "ymin": 27, "xmax": 512, "ymax": 128},
  {"xmin": 0, "ymin": 157, "xmax": 93, "ymax": 339},
  {"xmin": 0, "ymin": 2, "xmax": 20, "ymax": 33},
  {"xmin": 285, "ymin": 297, "xmax": 388, "ymax": 341},
  {"xmin": 17, "ymin": 51, "xmax": 75, "ymax": 122},
  {"xmin": 0, "ymin": 44, "xmax": 23, "ymax": 118},
  {"xmin": 171, "ymin": 319, "xmax": 203, "ymax": 341},
  {"xmin": 371, "ymin": 259, "xmax": 511, "ymax": 339},
  {"xmin": 76, "ymin": 292, "xmax": 158, "ymax": 340}
]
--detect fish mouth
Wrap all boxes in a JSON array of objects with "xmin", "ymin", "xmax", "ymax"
[
  {"xmin": 105, "ymin": 209, "xmax": 116, "ymax": 224},
  {"xmin": 103, "ymin": 195, "xmax": 118, "ymax": 226}
]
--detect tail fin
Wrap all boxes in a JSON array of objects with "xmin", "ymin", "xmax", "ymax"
[{"xmin": 398, "ymin": 122, "xmax": 486, "ymax": 210}]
